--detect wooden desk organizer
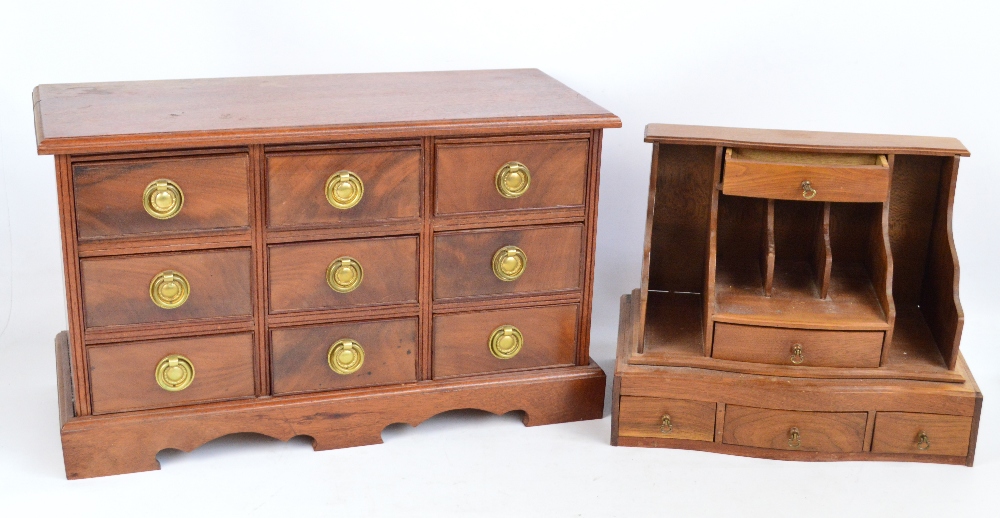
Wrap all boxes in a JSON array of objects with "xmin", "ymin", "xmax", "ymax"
[{"xmin": 612, "ymin": 125, "xmax": 982, "ymax": 464}]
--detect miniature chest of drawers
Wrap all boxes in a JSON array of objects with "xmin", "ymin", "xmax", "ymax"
[
  {"xmin": 612, "ymin": 125, "xmax": 983, "ymax": 465},
  {"xmin": 34, "ymin": 69, "xmax": 620, "ymax": 479}
]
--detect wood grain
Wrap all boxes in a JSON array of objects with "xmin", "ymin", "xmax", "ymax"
[
  {"xmin": 871, "ymin": 412, "xmax": 972, "ymax": 456},
  {"xmin": 266, "ymin": 146, "xmax": 421, "ymax": 229},
  {"xmin": 712, "ymin": 323, "xmax": 883, "ymax": 368},
  {"xmin": 270, "ymin": 318, "xmax": 418, "ymax": 395},
  {"xmin": 921, "ymin": 156, "xmax": 964, "ymax": 369},
  {"xmin": 813, "ymin": 202, "xmax": 832, "ymax": 298},
  {"xmin": 433, "ymin": 224, "xmax": 583, "ymax": 300},
  {"xmin": 722, "ymin": 405, "xmax": 867, "ymax": 452},
  {"xmin": 618, "ymin": 396, "xmax": 716, "ymax": 441},
  {"xmin": 80, "ymin": 248, "xmax": 253, "ymax": 329},
  {"xmin": 87, "ymin": 333, "xmax": 255, "ymax": 415},
  {"xmin": 434, "ymin": 138, "xmax": 589, "ymax": 215},
  {"xmin": 267, "ymin": 236, "xmax": 418, "ymax": 313},
  {"xmin": 432, "ymin": 304, "xmax": 579, "ymax": 378}
]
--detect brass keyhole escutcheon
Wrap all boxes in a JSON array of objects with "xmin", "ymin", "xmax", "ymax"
[
  {"xmin": 149, "ymin": 270, "xmax": 191, "ymax": 309},
  {"xmin": 155, "ymin": 354, "xmax": 195, "ymax": 391},
  {"xmin": 788, "ymin": 427, "xmax": 802, "ymax": 449},
  {"xmin": 328, "ymin": 339, "xmax": 365, "ymax": 375},
  {"xmin": 801, "ymin": 180, "xmax": 817, "ymax": 200},
  {"xmin": 495, "ymin": 161, "xmax": 531, "ymax": 198},
  {"xmin": 790, "ymin": 343, "xmax": 804, "ymax": 364},
  {"xmin": 327, "ymin": 257, "xmax": 363, "ymax": 293},
  {"xmin": 325, "ymin": 170, "xmax": 364, "ymax": 209},
  {"xmin": 916, "ymin": 431, "xmax": 931, "ymax": 450},
  {"xmin": 492, "ymin": 245, "xmax": 526, "ymax": 281},
  {"xmin": 143, "ymin": 179, "xmax": 184, "ymax": 219},
  {"xmin": 660, "ymin": 414, "xmax": 673, "ymax": 434},
  {"xmin": 489, "ymin": 325, "xmax": 523, "ymax": 360}
]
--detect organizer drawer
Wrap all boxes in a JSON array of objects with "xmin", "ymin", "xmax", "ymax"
[
  {"xmin": 722, "ymin": 148, "xmax": 890, "ymax": 202},
  {"xmin": 712, "ymin": 323, "xmax": 883, "ymax": 368},
  {"xmin": 871, "ymin": 412, "xmax": 973, "ymax": 457},
  {"xmin": 80, "ymin": 248, "xmax": 253, "ymax": 329},
  {"xmin": 266, "ymin": 146, "xmax": 421, "ymax": 229},
  {"xmin": 433, "ymin": 224, "xmax": 583, "ymax": 300},
  {"xmin": 270, "ymin": 318, "xmax": 418, "ymax": 396},
  {"xmin": 268, "ymin": 236, "xmax": 418, "ymax": 313},
  {"xmin": 434, "ymin": 138, "xmax": 589, "ymax": 215},
  {"xmin": 618, "ymin": 396, "xmax": 716, "ymax": 442},
  {"xmin": 74, "ymin": 154, "xmax": 251, "ymax": 240},
  {"xmin": 722, "ymin": 405, "xmax": 867, "ymax": 452},
  {"xmin": 432, "ymin": 304, "xmax": 579, "ymax": 378},
  {"xmin": 88, "ymin": 333, "xmax": 255, "ymax": 415}
]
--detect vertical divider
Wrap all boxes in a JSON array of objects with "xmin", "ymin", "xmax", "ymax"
[
  {"xmin": 419, "ymin": 136, "xmax": 435, "ymax": 380},
  {"xmin": 249, "ymin": 144, "xmax": 270, "ymax": 396},
  {"xmin": 577, "ymin": 129, "xmax": 604, "ymax": 365},
  {"xmin": 636, "ymin": 143, "xmax": 660, "ymax": 354},
  {"xmin": 56, "ymin": 154, "xmax": 91, "ymax": 416},
  {"xmin": 760, "ymin": 199, "xmax": 775, "ymax": 297},
  {"xmin": 702, "ymin": 147, "xmax": 723, "ymax": 357},
  {"xmin": 873, "ymin": 157, "xmax": 897, "ymax": 365},
  {"xmin": 813, "ymin": 201, "xmax": 832, "ymax": 299}
]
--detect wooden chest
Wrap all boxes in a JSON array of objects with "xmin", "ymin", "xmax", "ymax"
[
  {"xmin": 611, "ymin": 125, "xmax": 983, "ymax": 465},
  {"xmin": 34, "ymin": 69, "xmax": 620, "ymax": 479}
]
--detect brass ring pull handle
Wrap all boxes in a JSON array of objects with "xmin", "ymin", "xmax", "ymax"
[
  {"xmin": 801, "ymin": 180, "xmax": 817, "ymax": 200},
  {"xmin": 327, "ymin": 256, "xmax": 363, "ymax": 293},
  {"xmin": 489, "ymin": 325, "xmax": 523, "ymax": 360},
  {"xmin": 788, "ymin": 427, "xmax": 802, "ymax": 449},
  {"xmin": 325, "ymin": 170, "xmax": 364, "ymax": 209},
  {"xmin": 143, "ymin": 179, "xmax": 184, "ymax": 219},
  {"xmin": 155, "ymin": 354, "xmax": 195, "ymax": 391},
  {"xmin": 660, "ymin": 414, "xmax": 673, "ymax": 434},
  {"xmin": 328, "ymin": 339, "xmax": 365, "ymax": 375},
  {"xmin": 495, "ymin": 161, "xmax": 531, "ymax": 198},
  {"xmin": 149, "ymin": 270, "xmax": 191, "ymax": 309},
  {"xmin": 916, "ymin": 431, "xmax": 931, "ymax": 450},
  {"xmin": 790, "ymin": 343, "xmax": 805, "ymax": 364},
  {"xmin": 492, "ymin": 245, "xmax": 527, "ymax": 281}
]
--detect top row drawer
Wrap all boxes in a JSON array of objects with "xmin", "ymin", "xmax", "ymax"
[{"xmin": 72, "ymin": 138, "xmax": 590, "ymax": 241}]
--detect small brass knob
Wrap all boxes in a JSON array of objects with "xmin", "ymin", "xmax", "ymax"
[
  {"xmin": 801, "ymin": 180, "xmax": 817, "ymax": 200},
  {"xmin": 788, "ymin": 427, "xmax": 802, "ymax": 449},
  {"xmin": 326, "ymin": 257, "xmax": 363, "ymax": 293},
  {"xmin": 660, "ymin": 414, "xmax": 673, "ymax": 434},
  {"xmin": 325, "ymin": 170, "xmax": 364, "ymax": 209},
  {"xmin": 917, "ymin": 431, "xmax": 930, "ymax": 450},
  {"xmin": 492, "ymin": 245, "xmax": 526, "ymax": 281},
  {"xmin": 143, "ymin": 179, "xmax": 184, "ymax": 219},
  {"xmin": 149, "ymin": 270, "xmax": 190, "ymax": 309},
  {"xmin": 155, "ymin": 354, "xmax": 195, "ymax": 391},
  {"xmin": 790, "ymin": 343, "xmax": 804, "ymax": 364},
  {"xmin": 328, "ymin": 339, "xmax": 365, "ymax": 375},
  {"xmin": 495, "ymin": 161, "xmax": 531, "ymax": 198},
  {"xmin": 489, "ymin": 325, "xmax": 523, "ymax": 360}
]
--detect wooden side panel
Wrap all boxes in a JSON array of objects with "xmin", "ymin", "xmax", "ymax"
[
  {"xmin": 921, "ymin": 156, "xmax": 964, "ymax": 369},
  {"xmin": 760, "ymin": 199, "xmax": 775, "ymax": 296},
  {"xmin": 618, "ymin": 396, "xmax": 716, "ymax": 441},
  {"xmin": 887, "ymin": 155, "xmax": 946, "ymax": 304},
  {"xmin": 722, "ymin": 406, "xmax": 867, "ymax": 453},
  {"xmin": 871, "ymin": 412, "xmax": 972, "ymax": 456},
  {"xmin": 56, "ymin": 155, "xmax": 90, "ymax": 415},
  {"xmin": 813, "ymin": 202, "xmax": 832, "ymax": 299}
]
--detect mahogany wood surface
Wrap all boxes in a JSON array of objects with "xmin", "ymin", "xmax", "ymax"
[
  {"xmin": 73, "ymin": 153, "xmax": 251, "ymax": 241},
  {"xmin": 711, "ymin": 323, "xmax": 884, "ymax": 368},
  {"xmin": 432, "ymin": 304, "xmax": 579, "ymax": 379},
  {"xmin": 80, "ymin": 248, "xmax": 253, "ymax": 329},
  {"xmin": 266, "ymin": 145, "xmax": 421, "ymax": 229},
  {"xmin": 432, "ymin": 224, "xmax": 583, "ymax": 300},
  {"xmin": 267, "ymin": 236, "xmax": 418, "ymax": 313},
  {"xmin": 871, "ymin": 412, "xmax": 973, "ymax": 457},
  {"xmin": 617, "ymin": 396, "xmax": 716, "ymax": 441},
  {"xmin": 722, "ymin": 405, "xmax": 867, "ymax": 453},
  {"xmin": 270, "ymin": 318, "xmax": 418, "ymax": 395},
  {"xmin": 87, "ymin": 333, "xmax": 255, "ymax": 415},
  {"xmin": 434, "ymin": 137, "xmax": 589, "ymax": 215},
  {"xmin": 722, "ymin": 152, "xmax": 890, "ymax": 202}
]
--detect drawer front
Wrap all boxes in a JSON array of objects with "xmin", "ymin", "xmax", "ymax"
[
  {"xmin": 88, "ymin": 333, "xmax": 255, "ymax": 414},
  {"xmin": 74, "ymin": 154, "xmax": 250, "ymax": 240},
  {"xmin": 271, "ymin": 318, "xmax": 418, "ymax": 395},
  {"xmin": 268, "ymin": 236, "xmax": 418, "ymax": 313},
  {"xmin": 618, "ymin": 396, "xmax": 716, "ymax": 442},
  {"xmin": 435, "ymin": 138, "xmax": 589, "ymax": 215},
  {"xmin": 80, "ymin": 249, "xmax": 253, "ymax": 329},
  {"xmin": 722, "ymin": 149, "xmax": 890, "ymax": 202},
  {"xmin": 722, "ymin": 405, "xmax": 867, "ymax": 453},
  {"xmin": 712, "ymin": 323, "xmax": 883, "ymax": 368},
  {"xmin": 266, "ymin": 147, "xmax": 421, "ymax": 229},
  {"xmin": 432, "ymin": 304, "xmax": 578, "ymax": 378},
  {"xmin": 433, "ymin": 224, "xmax": 583, "ymax": 300},
  {"xmin": 872, "ymin": 412, "xmax": 973, "ymax": 457}
]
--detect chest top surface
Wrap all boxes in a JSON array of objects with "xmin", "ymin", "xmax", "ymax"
[{"xmin": 33, "ymin": 69, "xmax": 620, "ymax": 155}]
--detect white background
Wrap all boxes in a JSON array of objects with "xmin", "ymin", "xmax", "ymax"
[{"xmin": 1, "ymin": 1, "xmax": 997, "ymax": 515}]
